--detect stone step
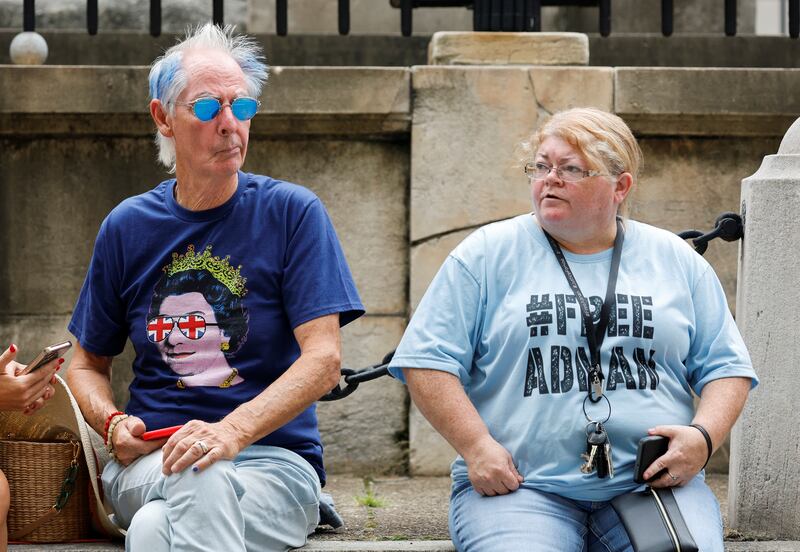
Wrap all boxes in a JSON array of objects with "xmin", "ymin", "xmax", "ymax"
[{"xmin": 9, "ymin": 541, "xmax": 800, "ymax": 551}]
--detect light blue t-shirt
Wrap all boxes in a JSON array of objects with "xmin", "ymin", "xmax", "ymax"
[{"xmin": 389, "ymin": 214, "xmax": 756, "ymax": 501}]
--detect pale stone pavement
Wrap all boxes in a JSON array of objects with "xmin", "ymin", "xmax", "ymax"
[{"xmin": 9, "ymin": 474, "xmax": 800, "ymax": 551}]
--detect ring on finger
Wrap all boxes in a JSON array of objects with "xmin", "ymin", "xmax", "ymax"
[
  {"xmin": 667, "ymin": 471, "xmax": 679, "ymax": 482},
  {"xmin": 194, "ymin": 440, "xmax": 209, "ymax": 455}
]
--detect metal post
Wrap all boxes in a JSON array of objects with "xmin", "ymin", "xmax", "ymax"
[
  {"xmin": 501, "ymin": 0, "xmax": 513, "ymax": 30},
  {"xmin": 661, "ymin": 0, "xmax": 672, "ymax": 37},
  {"xmin": 491, "ymin": 0, "xmax": 502, "ymax": 31},
  {"xmin": 725, "ymin": 0, "xmax": 736, "ymax": 36},
  {"xmin": 23, "ymin": 0, "xmax": 34, "ymax": 32},
  {"xmin": 599, "ymin": 0, "xmax": 611, "ymax": 36},
  {"xmin": 87, "ymin": 0, "xmax": 98, "ymax": 35},
  {"xmin": 277, "ymin": 0, "xmax": 288, "ymax": 36},
  {"xmin": 150, "ymin": 0, "xmax": 161, "ymax": 37},
  {"xmin": 791, "ymin": 0, "xmax": 799, "ymax": 38},
  {"xmin": 213, "ymin": 0, "xmax": 224, "ymax": 26},
  {"xmin": 401, "ymin": 0, "xmax": 412, "ymax": 36},
  {"xmin": 338, "ymin": 0, "xmax": 350, "ymax": 35},
  {"xmin": 531, "ymin": 0, "xmax": 541, "ymax": 31}
]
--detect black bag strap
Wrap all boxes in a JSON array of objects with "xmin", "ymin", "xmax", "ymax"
[{"xmin": 543, "ymin": 217, "xmax": 625, "ymax": 403}]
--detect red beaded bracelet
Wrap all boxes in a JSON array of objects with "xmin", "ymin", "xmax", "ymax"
[{"xmin": 103, "ymin": 411, "xmax": 125, "ymax": 444}]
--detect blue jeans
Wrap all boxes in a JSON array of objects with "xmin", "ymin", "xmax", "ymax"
[
  {"xmin": 449, "ymin": 474, "xmax": 723, "ymax": 552},
  {"xmin": 101, "ymin": 445, "xmax": 321, "ymax": 552}
]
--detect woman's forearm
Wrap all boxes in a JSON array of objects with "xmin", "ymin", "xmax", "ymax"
[
  {"xmin": 692, "ymin": 376, "xmax": 752, "ymax": 452},
  {"xmin": 404, "ymin": 368, "xmax": 492, "ymax": 458}
]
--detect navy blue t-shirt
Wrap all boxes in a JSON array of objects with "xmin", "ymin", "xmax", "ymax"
[{"xmin": 69, "ymin": 171, "xmax": 364, "ymax": 485}]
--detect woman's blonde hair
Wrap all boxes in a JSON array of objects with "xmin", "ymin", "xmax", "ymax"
[{"xmin": 520, "ymin": 108, "xmax": 643, "ymax": 210}]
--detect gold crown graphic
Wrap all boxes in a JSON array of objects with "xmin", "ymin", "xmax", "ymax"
[{"xmin": 164, "ymin": 244, "xmax": 248, "ymax": 297}]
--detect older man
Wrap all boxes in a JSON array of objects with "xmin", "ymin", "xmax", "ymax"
[{"xmin": 66, "ymin": 24, "xmax": 363, "ymax": 551}]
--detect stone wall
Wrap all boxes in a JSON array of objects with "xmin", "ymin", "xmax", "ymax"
[{"xmin": 1, "ymin": 60, "xmax": 796, "ymax": 475}]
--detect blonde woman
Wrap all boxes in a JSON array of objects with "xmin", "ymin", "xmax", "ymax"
[{"xmin": 388, "ymin": 108, "xmax": 756, "ymax": 551}]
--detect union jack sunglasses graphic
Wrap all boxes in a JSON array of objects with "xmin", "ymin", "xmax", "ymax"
[{"xmin": 147, "ymin": 315, "xmax": 220, "ymax": 342}]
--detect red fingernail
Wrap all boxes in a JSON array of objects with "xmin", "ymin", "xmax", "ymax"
[
  {"xmin": 58, "ymin": 358, "xmax": 65, "ymax": 364},
  {"xmin": 56, "ymin": 366, "xmax": 61, "ymax": 372},
  {"xmin": 9, "ymin": 344, "xmax": 16, "ymax": 353}
]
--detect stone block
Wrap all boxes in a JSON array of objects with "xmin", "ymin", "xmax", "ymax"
[
  {"xmin": 0, "ymin": 137, "xmax": 165, "ymax": 314},
  {"xmin": 409, "ymin": 402, "xmax": 455, "ymax": 476},
  {"xmin": 729, "ymin": 119, "xmax": 800, "ymax": 539},
  {"xmin": 244, "ymin": 139, "xmax": 408, "ymax": 315},
  {"xmin": 254, "ymin": 67, "xmax": 410, "ymax": 135},
  {"xmin": 318, "ymin": 315, "xmax": 408, "ymax": 475},
  {"xmin": 410, "ymin": 66, "xmax": 612, "ymax": 242},
  {"xmin": 0, "ymin": 66, "xmax": 411, "ymax": 137},
  {"xmin": 428, "ymin": 32, "xmax": 588, "ymax": 66},
  {"xmin": 615, "ymin": 68, "xmax": 800, "ymax": 137},
  {"xmin": 629, "ymin": 137, "xmax": 781, "ymax": 311},
  {"xmin": 0, "ymin": 67, "xmax": 149, "ymax": 114},
  {"xmin": 410, "ymin": 229, "xmax": 472, "ymax": 311}
]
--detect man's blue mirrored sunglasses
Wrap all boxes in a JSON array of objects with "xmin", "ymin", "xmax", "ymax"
[{"xmin": 179, "ymin": 97, "xmax": 260, "ymax": 122}]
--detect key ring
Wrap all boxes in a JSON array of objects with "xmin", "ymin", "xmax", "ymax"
[{"xmin": 582, "ymin": 394, "xmax": 611, "ymax": 425}]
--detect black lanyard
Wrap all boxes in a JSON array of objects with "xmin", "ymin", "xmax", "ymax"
[{"xmin": 542, "ymin": 218, "xmax": 625, "ymax": 403}]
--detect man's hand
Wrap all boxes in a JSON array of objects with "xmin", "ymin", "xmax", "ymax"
[
  {"xmin": 111, "ymin": 416, "xmax": 167, "ymax": 466},
  {"xmin": 643, "ymin": 425, "xmax": 708, "ymax": 487},
  {"xmin": 0, "ymin": 345, "xmax": 59, "ymax": 414},
  {"xmin": 161, "ymin": 419, "xmax": 243, "ymax": 475},
  {"xmin": 463, "ymin": 434, "xmax": 524, "ymax": 496}
]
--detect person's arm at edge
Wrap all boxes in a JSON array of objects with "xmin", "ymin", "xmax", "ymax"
[
  {"xmin": 163, "ymin": 312, "xmax": 342, "ymax": 473},
  {"xmin": 66, "ymin": 341, "xmax": 163, "ymax": 465},
  {"xmin": 404, "ymin": 367, "xmax": 523, "ymax": 496}
]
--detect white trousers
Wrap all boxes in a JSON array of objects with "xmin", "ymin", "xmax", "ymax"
[{"xmin": 101, "ymin": 445, "xmax": 321, "ymax": 552}]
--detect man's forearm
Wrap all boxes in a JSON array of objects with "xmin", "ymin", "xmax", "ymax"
[
  {"xmin": 221, "ymin": 348, "xmax": 341, "ymax": 449},
  {"xmin": 65, "ymin": 350, "xmax": 118, "ymax": 435}
]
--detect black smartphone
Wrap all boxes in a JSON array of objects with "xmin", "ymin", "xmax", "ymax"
[
  {"xmin": 633, "ymin": 435, "xmax": 670, "ymax": 484},
  {"xmin": 18, "ymin": 340, "xmax": 72, "ymax": 375}
]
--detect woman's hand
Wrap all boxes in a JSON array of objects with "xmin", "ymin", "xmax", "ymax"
[
  {"xmin": 160, "ymin": 419, "xmax": 243, "ymax": 475},
  {"xmin": 463, "ymin": 434, "xmax": 524, "ymax": 496},
  {"xmin": 111, "ymin": 416, "xmax": 168, "ymax": 466},
  {"xmin": 0, "ymin": 345, "xmax": 59, "ymax": 414},
  {"xmin": 642, "ymin": 425, "xmax": 709, "ymax": 488}
]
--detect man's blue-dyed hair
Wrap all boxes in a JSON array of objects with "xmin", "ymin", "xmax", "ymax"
[{"xmin": 148, "ymin": 23, "xmax": 269, "ymax": 172}]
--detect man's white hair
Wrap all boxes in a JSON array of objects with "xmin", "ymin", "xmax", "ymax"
[{"xmin": 148, "ymin": 24, "xmax": 269, "ymax": 173}]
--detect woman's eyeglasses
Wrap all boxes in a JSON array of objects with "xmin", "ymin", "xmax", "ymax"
[
  {"xmin": 177, "ymin": 97, "xmax": 260, "ymax": 122},
  {"xmin": 524, "ymin": 161, "xmax": 608, "ymax": 183},
  {"xmin": 147, "ymin": 315, "xmax": 220, "ymax": 342}
]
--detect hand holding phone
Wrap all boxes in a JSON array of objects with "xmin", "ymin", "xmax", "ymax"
[
  {"xmin": 141, "ymin": 425, "xmax": 184, "ymax": 441},
  {"xmin": 17, "ymin": 341, "xmax": 72, "ymax": 376},
  {"xmin": 633, "ymin": 435, "xmax": 670, "ymax": 484}
]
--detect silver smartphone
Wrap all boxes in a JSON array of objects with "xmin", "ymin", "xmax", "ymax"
[{"xmin": 18, "ymin": 340, "xmax": 72, "ymax": 375}]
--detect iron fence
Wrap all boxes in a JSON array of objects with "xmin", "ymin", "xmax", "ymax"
[{"xmin": 18, "ymin": 0, "xmax": 800, "ymax": 39}]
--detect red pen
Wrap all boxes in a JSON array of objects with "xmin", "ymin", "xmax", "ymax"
[{"xmin": 141, "ymin": 425, "xmax": 183, "ymax": 441}]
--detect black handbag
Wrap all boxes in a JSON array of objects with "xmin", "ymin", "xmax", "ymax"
[{"xmin": 610, "ymin": 486, "xmax": 699, "ymax": 552}]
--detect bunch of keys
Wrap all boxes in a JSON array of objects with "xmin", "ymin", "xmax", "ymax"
[{"xmin": 580, "ymin": 421, "xmax": 614, "ymax": 479}]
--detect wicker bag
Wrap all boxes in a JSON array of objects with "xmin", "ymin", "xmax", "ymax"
[{"xmin": 0, "ymin": 438, "xmax": 90, "ymax": 542}]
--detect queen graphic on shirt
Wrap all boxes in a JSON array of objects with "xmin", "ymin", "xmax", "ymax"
[{"xmin": 146, "ymin": 244, "xmax": 250, "ymax": 389}]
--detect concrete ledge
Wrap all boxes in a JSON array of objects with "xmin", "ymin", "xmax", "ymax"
[
  {"xmin": 615, "ymin": 67, "xmax": 800, "ymax": 136},
  {"xmin": 428, "ymin": 32, "xmax": 589, "ymax": 66},
  {"xmin": 0, "ymin": 66, "xmax": 411, "ymax": 136},
  {"xmin": 3, "ymin": 32, "xmax": 800, "ymax": 69}
]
